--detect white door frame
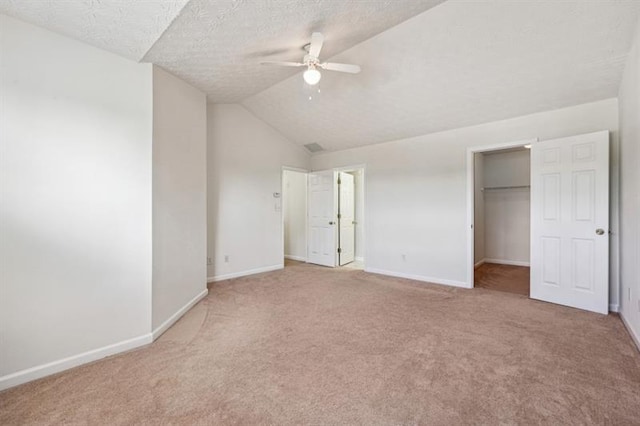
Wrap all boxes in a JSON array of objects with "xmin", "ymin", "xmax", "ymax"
[
  {"xmin": 281, "ymin": 166, "xmax": 309, "ymax": 263},
  {"xmin": 466, "ymin": 139, "xmax": 538, "ymax": 289}
]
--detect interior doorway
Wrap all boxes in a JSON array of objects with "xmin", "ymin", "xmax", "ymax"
[
  {"xmin": 282, "ymin": 168, "xmax": 308, "ymax": 264},
  {"xmin": 284, "ymin": 166, "xmax": 364, "ymax": 269},
  {"xmin": 337, "ymin": 169, "xmax": 364, "ymax": 268},
  {"xmin": 468, "ymin": 140, "xmax": 535, "ymax": 295},
  {"xmin": 468, "ymin": 132, "xmax": 610, "ymax": 314},
  {"xmin": 473, "ymin": 146, "xmax": 531, "ymax": 295}
]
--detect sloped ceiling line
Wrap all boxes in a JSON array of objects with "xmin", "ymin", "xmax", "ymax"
[
  {"xmin": 143, "ymin": 0, "xmax": 445, "ymax": 103},
  {"xmin": 0, "ymin": 0, "xmax": 192, "ymax": 61},
  {"xmin": 138, "ymin": 0, "xmax": 198, "ymax": 62}
]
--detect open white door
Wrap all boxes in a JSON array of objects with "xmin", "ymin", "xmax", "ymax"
[
  {"xmin": 530, "ymin": 131, "xmax": 609, "ymax": 314},
  {"xmin": 338, "ymin": 172, "xmax": 355, "ymax": 265},
  {"xmin": 307, "ymin": 170, "xmax": 337, "ymax": 267}
]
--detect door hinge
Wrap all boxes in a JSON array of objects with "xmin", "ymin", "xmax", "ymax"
[
  {"xmin": 337, "ymin": 178, "xmax": 341, "ymax": 185},
  {"xmin": 337, "ymin": 213, "xmax": 342, "ymax": 219},
  {"xmin": 337, "ymin": 247, "xmax": 342, "ymax": 254}
]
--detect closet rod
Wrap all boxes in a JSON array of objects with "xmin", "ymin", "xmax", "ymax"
[{"xmin": 481, "ymin": 185, "xmax": 530, "ymax": 191}]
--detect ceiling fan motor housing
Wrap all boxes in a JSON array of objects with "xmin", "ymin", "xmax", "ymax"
[{"xmin": 303, "ymin": 54, "xmax": 319, "ymax": 66}]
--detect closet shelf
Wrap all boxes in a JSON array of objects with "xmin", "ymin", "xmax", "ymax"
[{"xmin": 481, "ymin": 185, "xmax": 530, "ymax": 191}]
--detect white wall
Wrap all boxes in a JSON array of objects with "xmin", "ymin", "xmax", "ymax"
[
  {"xmin": 473, "ymin": 154, "xmax": 485, "ymax": 264},
  {"xmin": 311, "ymin": 99, "xmax": 621, "ymax": 307},
  {"xmin": 207, "ymin": 104, "xmax": 310, "ymax": 281},
  {"xmin": 618, "ymin": 17, "xmax": 640, "ymax": 346},
  {"xmin": 152, "ymin": 66, "xmax": 207, "ymax": 332},
  {"xmin": 283, "ymin": 170, "xmax": 307, "ymax": 261},
  {"xmin": 0, "ymin": 15, "xmax": 153, "ymax": 386},
  {"xmin": 482, "ymin": 150, "xmax": 531, "ymax": 265}
]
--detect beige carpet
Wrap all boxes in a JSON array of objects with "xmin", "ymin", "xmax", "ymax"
[
  {"xmin": 475, "ymin": 262, "xmax": 530, "ymax": 296},
  {"xmin": 1, "ymin": 262, "xmax": 639, "ymax": 425}
]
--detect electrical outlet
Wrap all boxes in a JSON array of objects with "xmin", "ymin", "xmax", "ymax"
[
  {"xmin": 207, "ymin": 257, "xmax": 212, "ymax": 265},
  {"xmin": 224, "ymin": 255, "xmax": 229, "ymax": 263}
]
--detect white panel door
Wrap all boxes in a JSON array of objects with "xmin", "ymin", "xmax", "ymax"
[
  {"xmin": 530, "ymin": 131, "xmax": 609, "ymax": 314},
  {"xmin": 307, "ymin": 170, "xmax": 337, "ymax": 267},
  {"xmin": 338, "ymin": 172, "xmax": 355, "ymax": 266}
]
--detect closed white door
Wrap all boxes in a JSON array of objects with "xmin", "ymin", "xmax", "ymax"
[
  {"xmin": 530, "ymin": 131, "xmax": 609, "ymax": 314},
  {"xmin": 338, "ymin": 172, "xmax": 355, "ymax": 265},
  {"xmin": 307, "ymin": 170, "xmax": 337, "ymax": 267}
]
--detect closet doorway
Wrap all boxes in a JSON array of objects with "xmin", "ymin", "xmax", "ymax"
[
  {"xmin": 472, "ymin": 143, "xmax": 533, "ymax": 296},
  {"xmin": 468, "ymin": 131, "xmax": 610, "ymax": 313}
]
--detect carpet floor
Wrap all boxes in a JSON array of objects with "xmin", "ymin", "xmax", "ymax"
[
  {"xmin": 1, "ymin": 262, "xmax": 639, "ymax": 425},
  {"xmin": 475, "ymin": 263, "xmax": 530, "ymax": 296}
]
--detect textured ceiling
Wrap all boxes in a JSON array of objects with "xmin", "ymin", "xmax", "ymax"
[
  {"xmin": 143, "ymin": 0, "xmax": 445, "ymax": 103},
  {"xmin": 0, "ymin": 0, "xmax": 189, "ymax": 61},
  {"xmin": 242, "ymin": 0, "xmax": 640, "ymax": 152},
  {"xmin": 2, "ymin": 0, "xmax": 638, "ymax": 153}
]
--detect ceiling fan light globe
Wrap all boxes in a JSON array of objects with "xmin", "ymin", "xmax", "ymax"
[{"xmin": 303, "ymin": 68, "xmax": 321, "ymax": 85}]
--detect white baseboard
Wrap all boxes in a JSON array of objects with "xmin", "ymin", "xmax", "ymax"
[
  {"xmin": 620, "ymin": 312, "xmax": 640, "ymax": 352},
  {"xmin": 355, "ymin": 256, "xmax": 365, "ymax": 262},
  {"xmin": 0, "ymin": 286, "xmax": 211, "ymax": 392},
  {"xmin": 474, "ymin": 259, "xmax": 485, "ymax": 268},
  {"xmin": 207, "ymin": 264, "xmax": 284, "ymax": 282},
  {"xmin": 152, "ymin": 288, "xmax": 209, "ymax": 341},
  {"xmin": 0, "ymin": 333, "xmax": 152, "ymax": 392},
  {"xmin": 484, "ymin": 258, "xmax": 530, "ymax": 267},
  {"xmin": 364, "ymin": 267, "xmax": 468, "ymax": 289},
  {"xmin": 609, "ymin": 303, "xmax": 619, "ymax": 313},
  {"xmin": 285, "ymin": 255, "xmax": 307, "ymax": 262}
]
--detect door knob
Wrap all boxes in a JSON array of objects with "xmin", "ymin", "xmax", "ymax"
[
  {"xmin": 329, "ymin": 221, "xmax": 335, "ymax": 225},
  {"xmin": 595, "ymin": 228, "xmax": 605, "ymax": 235}
]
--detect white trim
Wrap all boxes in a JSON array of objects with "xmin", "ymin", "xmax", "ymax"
[
  {"xmin": 207, "ymin": 264, "xmax": 283, "ymax": 282},
  {"xmin": 151, "ymin": 289, "xmax": 209, "ymax": 341},
  {"xmin": 285, "ymin": 254, "xmax": 306, "ymax": 262},
  {"xmin": 0, "ymin": 333, "xmax": 152, "ymax": 391},
  {"xmin": 484, "ymin": 258, "xmax": 531, "ymax": 267},
  {"xmin": 466, "ymin": 138, "xmax": 538, "ymax": 289},
  {"xmin": 365, "ymin": 267, "xmax": 467, "ymax": 288},
  {"xmin": 355, "ymin": 256, "xmax": 365, "ymax": 262},
  {"xmin": 609, "ymin": 304, "xmax": 619, "ymax": 313},
  {"xmin": 282, "ymin": 165, "xmax": 309, "ymax": 173},
  {"xmin": 474, "ymin": 259, "xmax": 485, "ymax": 268},
  {"xmin": 620, "ymin": 313, "xmax": 640, "ymax": 352},
  {"xmin": 331, "ymin": 163, "xmax": 367, "ymax": 172}
]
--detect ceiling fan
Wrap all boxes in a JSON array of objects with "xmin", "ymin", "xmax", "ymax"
[{"xmin": 261, "ymin": 32, "xmax": 361, "ymax": 85}]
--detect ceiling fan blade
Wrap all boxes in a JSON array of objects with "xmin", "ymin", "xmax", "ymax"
[
  {"xmin": 309, "ymin": 32, "xmax": 324, "ymax": 58},
  {"xmin": 261, "ymin": 61, "xmax": 305, "ymax": 67},
  {"xmin": 320, "ymin": 62, "xmax": 361, "ymax": 74}
]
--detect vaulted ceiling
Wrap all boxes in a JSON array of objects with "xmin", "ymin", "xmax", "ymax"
[
  {"xmin": 243, "ymin": 0, "xmax": 640, "ymax": 151},
  {"xmin": 2, "ymin": 0, "xmax": 639, "ymax": 152},
  {"xmin": 143, "ymin": 0, "xmax": 445, "ymax": 103}
]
